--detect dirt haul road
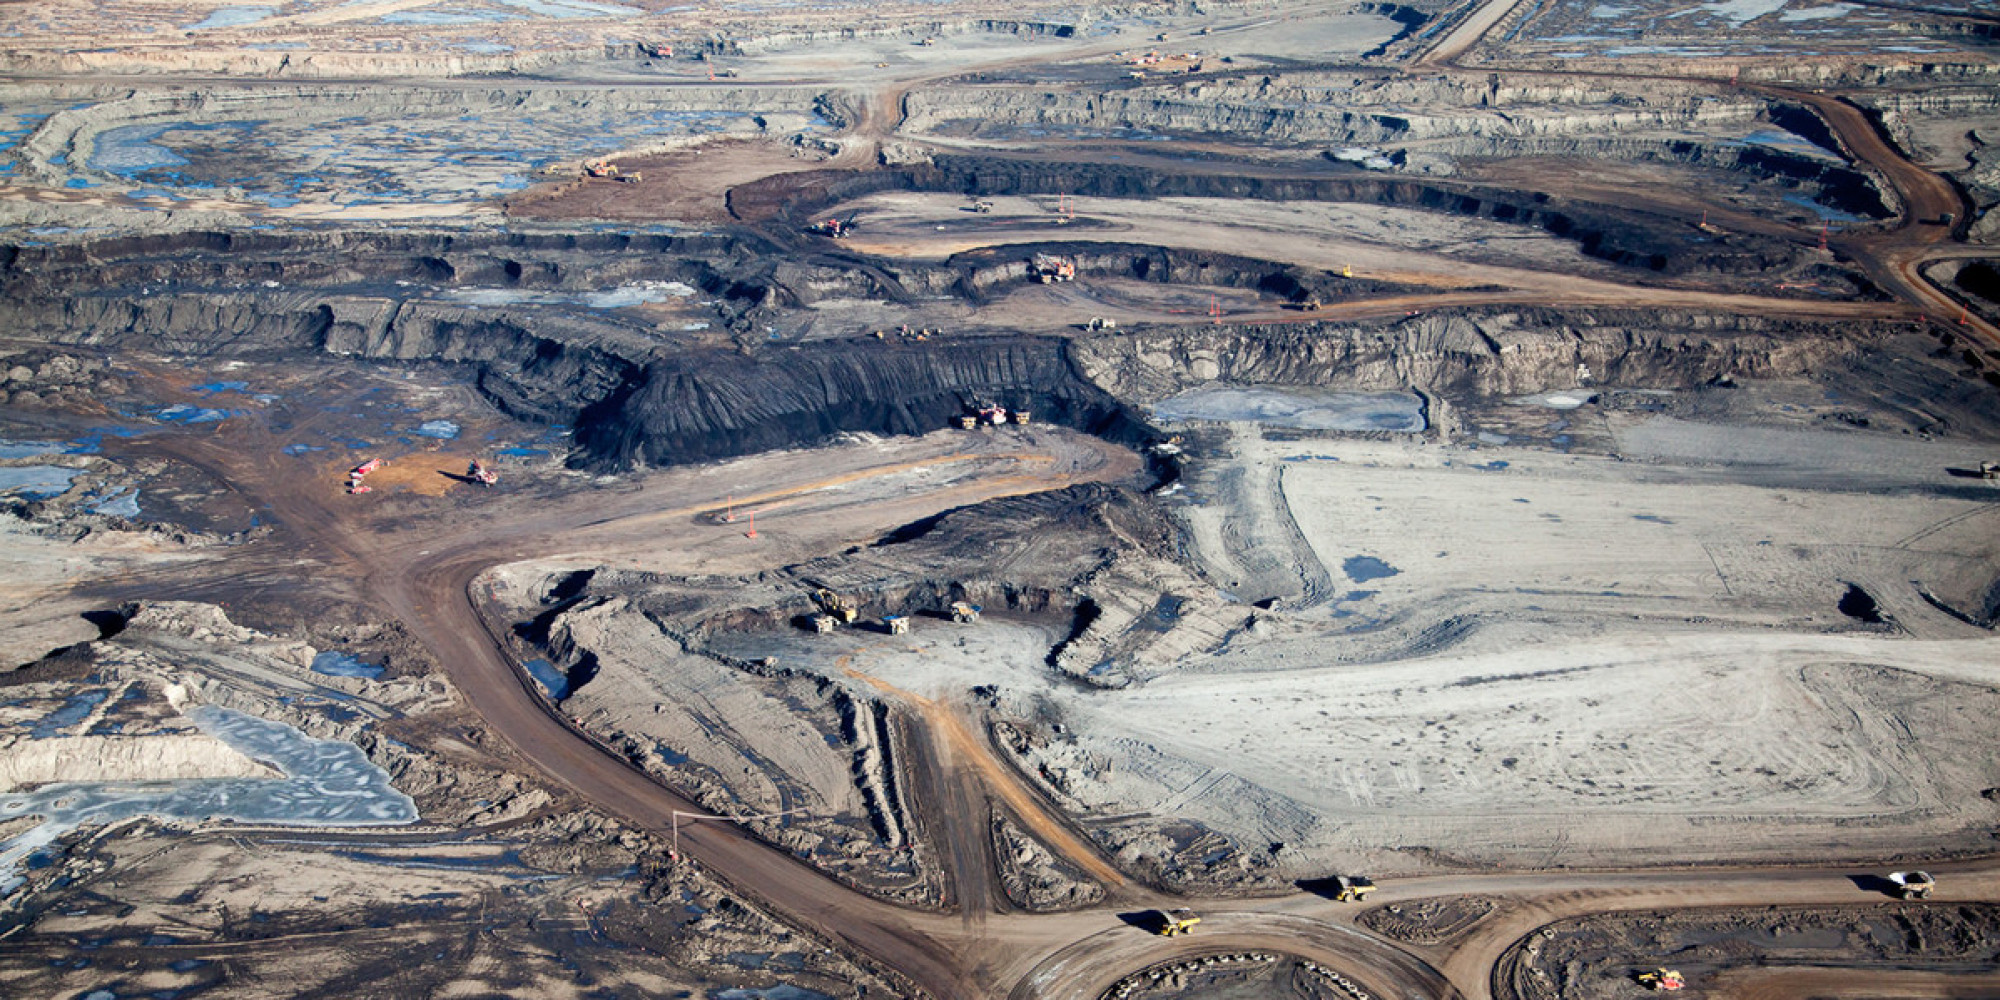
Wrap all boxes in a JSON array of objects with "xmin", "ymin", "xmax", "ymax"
[
  {"xmin": 143, "ymin": 421, "xmax": 1146, "ymax": 1000},
  {"xmin": 133, "ymin": 409, "xmax": 2000, "ymax": 1000},
  {"xmin": 55, "ymin": 18, "xmax": 2000, "ymax": 1000}
]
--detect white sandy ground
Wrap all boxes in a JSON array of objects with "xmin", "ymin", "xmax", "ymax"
[
  {"xmin": 558, "ymin": 599, "xmax": 869, "ymax": 823},
  {"xmin": 0, "ymin": 517, "xmax": 213, "ymax": 667},
  {"xmin": 0, "ymin": 733, "xmax": 275, "ymax": 792},
  {"xmin": 1004, "ymin": 421, "xmax": 2000, "ymax": 872},
  {"xmin": 1037, "ymin": 632, "xmax": 2000, "ymax": 868},
  {"xmin": 839, "ymin": 192, "xmax": 1624, "ymax": 285}
]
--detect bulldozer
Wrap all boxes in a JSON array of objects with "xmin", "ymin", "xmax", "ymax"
[
  {"xmin": 1888, "ymin": 871, "xmax": 1934, "ymax": 899},
  {"xmin": 1331, "ymin": 875, "xmax": 1375, "ymax": 902},
  {"xmin": 1151, "ymin": 908, "xmax": 1200, "ymax": 936},
  {"xmin": 813, "ymin": 588, "xmax": 859, "ymax": 624},
  {"xmin": 1636, "ymin": 969, "xmax": 1684, "ymax": 991}
]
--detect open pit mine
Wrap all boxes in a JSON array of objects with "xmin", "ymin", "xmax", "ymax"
[{"xmin": 3, "ymin": 0, "xmax": 2000, "ymax": 998}]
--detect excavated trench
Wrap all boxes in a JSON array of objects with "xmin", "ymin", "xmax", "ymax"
[
  {"xmin": 0, "ymin": 217, "xmax": 1918, "ymax": 479},
  {"xmin": 735, "ymin": 153, "xmax": 1860, "ymax": 281}
]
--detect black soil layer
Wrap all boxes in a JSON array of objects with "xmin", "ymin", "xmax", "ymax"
[{"xmin": 1495, "ymin": 902, "xmax": 2000, "ymax": 1000}]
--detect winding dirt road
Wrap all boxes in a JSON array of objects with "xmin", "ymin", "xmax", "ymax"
[{"xmin": 89, "ymin": 9, "xmax": 2000, "ymax": 1000}]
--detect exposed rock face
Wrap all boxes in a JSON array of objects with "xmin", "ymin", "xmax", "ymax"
[
  {"xmin": 572, "ymin": 336, "xmax": 1128, "ymax": 467},
  {"xmin": 1070, "ymin": 311, "xmax": 1865, "ymax": 403}
]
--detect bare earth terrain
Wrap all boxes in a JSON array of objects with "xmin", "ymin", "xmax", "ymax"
[{"xmin": 1, "ymin": 0, "xmax": 1999, "ymax": 999}]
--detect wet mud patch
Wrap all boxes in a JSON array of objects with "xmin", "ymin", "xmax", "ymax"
[{"xmin": 1150, "ymin": 387, "xmax": 1425, "ymax": 433}]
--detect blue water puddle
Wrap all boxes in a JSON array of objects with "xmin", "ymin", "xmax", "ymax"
[
  {"xmin": 523, "ymin": 658, "xmax": 570, "ymax": 700},
  {"xmin": 497, "ymin": 446, "xmax": 548, "ymax": 457},
  {"xmin": 281, "ymin": 443, "xmax": 324, "ymax": 456},
  {"xmin": 382, "ymin": 8, "xmax": 523, "ymax": 23},
  {"xmin": 0, "ymin": 465, "xmax": 78, "ymax": 498},
  {"xmin": 183, "ymin": 5, "xmax": 276, "ymax": 30},
  {"xmin": 1342, "ymin": 556, "xmax": 1400, "ymax": 583},
  {"xmin": 89, "ymin": 488, "xmax": 140, "ymax": 518},
  {"xmin": 329, "ymin": 848, "xmax": 528, "ymax": 872},
  {"xmin": 24, "ymin": 690, "xmax": 109, "ymax": 739},
  {"xmin": 152, "ymin": 403, "xmax": 234, "ymax": 425},
  {"xmin": 412, "ymin": 420, "xmax": 460, "ymax": 440},
  {"xmin": 65, "ymin": 426, "xmax": 145, "ymax": 455},
  {"xmin": 190, "ymin": 380, "xmax": 249, "ymax": 395},
  {"xmin": 493, "ymin": 0, "xmax": 642, "ymax": 16},
  {"xmin": 1781, "ymin": 193, "xmax": 1867, "ymax": 224},
  {"xmin": 1632, "ymin": 514, "xmax": 1675, "ymax": 524},
  {"xmin": 1742, "ymin": 128, "xmax": 1834, "ymax": 158},
  {"xmin": 310, "ymin": 651, "xmax": 385, "ymax": 680},
  {"xmin": 64, "ymin": 178, "xmax": 93, "ymax": 188},
  {"xmin": 0, "ymin": 440, "xmax": 64, "ymax": 459},
  {"xmin": 656, "ymin": 745, "xmax": 689, "ymax": 765},
  {"xmin": 714, "ymin": 985, "xmax": 833, "ymax": 1000},
  {"xmin": 1, "ymin": 705, "xmax": 418, "ymax": 898}
]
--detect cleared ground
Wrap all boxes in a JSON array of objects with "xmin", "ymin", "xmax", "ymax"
[{"xmin": 1006, "ymin": 425, "xmax": 2000, "ymax": 874}]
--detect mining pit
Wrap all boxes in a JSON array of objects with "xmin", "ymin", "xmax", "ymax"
[{"xmin": 2, "ymin": 1, "xmax": 1999, "ymax": 999}]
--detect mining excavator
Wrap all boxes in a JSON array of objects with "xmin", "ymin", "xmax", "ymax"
[
  {"xmin": 1636, "ymin": 969, "xmax": 1684, "ymax": 991},
  {"xmin": 807, "ymin": 215, "xmax": 854, "ymax": 239},
  {"xmin": 1032, "ymin": 253, "xmax": 1076, "ymax": 283},
  {"xmin": 813, "ymin": 588, "xmax": 859, "ymax": 624},
  {"xmin": 468, "ymin": 459, "xmax": 498, "ymax": 486}
]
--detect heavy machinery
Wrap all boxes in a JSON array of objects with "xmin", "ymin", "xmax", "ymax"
[
  {"xmin": 955, "ymin": 414, "xmax": 979, "ymax": 430},
  {"xmin": 969, "ymin": 200, "xmax": 994, "ymax": 213},
  {"xmin": 1011, "ymin": 409, "xmax": 1030, "ymax": 425},
  {"xmin": 583, "ymin": 159, "xmax": 620, "ymax": 179},
  {"xmin": 807, "ymin": 216, "xmax": 853, "ymax": 239},
  {"xmin": 813, "ymin": 589, "xmax": 859, "ymax": 624},
  {"xmin": 467, "ymin": 459, "xmax": 498, "ymax": 486},
  {"xmin": 1331, "ymin": 875, "xmax": 1376, "ymax": 902},
  {"xmin": 1888, "ymin": 871, "xmax": 1935, "ymax": 899},
  {"xmin": 1086, "ymin": 316, "xmax": 1117, "ymax": 330},
  {"xmin": 1637, "ymin": 969, "xmax": 1684, "ymax": 991},
  {"xmin": 1981, "ymin": 460, "xmax": 1998, "ymax": 480},
  {"xmin": 883, "ymin": 615, "xmax": 910, "ymax": 635},
  {"xmin": 949, "ymin": 601, "xmax": 981, "ymax": 623},
  {"xmin": 1032, "ymin": 253, "xmax": 1076, "ymax": 283},
  {"xmin": 1152, "ymin": 908, "xmax": 1201, "ymax": 936},
  {"xmin": 977, "ymin": 404, "xmax": 1009, "ymax": 425},
  {"xmin": 812, "ymin": 614, "xmax": 839, "ymax": 634},
  {"xmin": 347, "ymin": 457, "xmax": 383, "ymax": 495}
]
